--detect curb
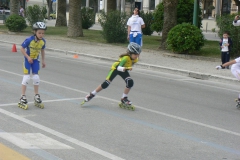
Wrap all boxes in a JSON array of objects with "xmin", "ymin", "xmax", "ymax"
[{"xmin": 1, "ymin": 40, "xmax": 237, "ymax": 84}]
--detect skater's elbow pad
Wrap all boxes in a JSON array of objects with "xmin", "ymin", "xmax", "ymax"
[{"xmin": 117, "ymin": 66, "xmax": 125, "ymax": 72}]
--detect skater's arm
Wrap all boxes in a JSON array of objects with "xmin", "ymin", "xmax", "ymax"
[
  {"xmin": 20, "ymin": 46, "xmax": 32, "ymax": 64},
  {"xmin": 41, "ymin": 49, "xmax": 46, "ymax": 68},
  {"xmin": 127, "ymin": 26, "xmax": 131, "ymax": 40},
  {"xmin": 216, "ymin": 59, "xmax": 236, "ymax": 69},
  {"xmin": 222, "ymin": 60, "xmax": 236, "ymax": 68},
  {"xmin": 233, "ymin": 15, "xmax": 240, "ymax": 26}
]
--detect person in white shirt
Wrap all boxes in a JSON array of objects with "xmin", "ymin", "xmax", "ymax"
[{"xmin": 127, "ymin": 8, "xmax": 145, "ymax": 46}]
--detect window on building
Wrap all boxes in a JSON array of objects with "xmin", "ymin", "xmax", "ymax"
[
  {"xmin": 222, "ymin": 0, "xmax": 232, "ymax": 14},
  {"xmin": 149, "ymin": 0, "xmax": 155, "ymax": 10}
]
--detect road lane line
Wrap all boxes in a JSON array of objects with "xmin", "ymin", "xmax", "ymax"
[
  {"xmin": 0, "ymin": 69, "xmax": 240, "ymax": 138},
  {"xmin": 0, "ymin": 98, "xmax": 85, "ymax": 107},
  {"xmin": 0, "ymin": 109, "xmax": 125, "ymax": 160},
  {"xmin": 0, "ymin": 143, "xmax": 30, "ymax": 160}
]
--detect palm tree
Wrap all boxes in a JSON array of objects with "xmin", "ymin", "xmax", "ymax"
[
  {"xmin": 55, "ymin": 0, "xmax": 67, "ymax": 26},
  {"xmin": 67, "ymin": 0, "xmax": 83, "ymax": 37},
  {"xmin": 10, "ymin": 0, "xmax": 19, "ymax": 15},
  {"xmin": 107, "ymin": 0, "xmax": 116, "ymax": 12},
  {"xmin": 161, "ymin": 0, "xmax": 178, "ymax": 49}
]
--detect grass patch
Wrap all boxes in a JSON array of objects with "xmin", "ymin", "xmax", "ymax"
[{"xmin": 0, "ymin": 25, "xmax": 220, "ymax": 58}]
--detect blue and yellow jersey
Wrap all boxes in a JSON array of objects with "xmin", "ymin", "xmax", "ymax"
[
  {"xmin": 21, "ymin": 35, "xmax": 46, "ymax": 60},
  {"xmin": 111, "ymin": 56, "xmax": 138, "ymax": 70}
]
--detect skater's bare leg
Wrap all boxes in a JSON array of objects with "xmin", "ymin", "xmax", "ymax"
[
  {"xmin": 122, "ymin": 88, "xmax": 130, "ymax": 98},
  {"xmin": 34, "ymin": 85, "xmax": 39, "ymax": 95},
  {"xmin": 21, "ymin": 85, "xmax": 27, "ymax": 95}
]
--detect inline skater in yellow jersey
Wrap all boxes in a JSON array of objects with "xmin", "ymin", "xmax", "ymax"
[
  {"xmin": 82, "ymin": 42, "xmax": 141, "ymax": 108},
  {"xmin": 18, "ymin": 22, "xmax": 47, "ymax": 110}
]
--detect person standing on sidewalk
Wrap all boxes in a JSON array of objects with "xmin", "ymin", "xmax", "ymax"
[
  {"xmin": 19, "ymin": 6, "xmax": 24, "ymax": 17},
  {"xmin": 219, "ymin": 31, "xmax": 232, "ymax": 69},
  {"xmin": 127, "ymin": 8, "xmax": 145, "ymax": 46},
  {"xmin": 18, "ymin": 22, "xmax": 47, "ymax": 109}
]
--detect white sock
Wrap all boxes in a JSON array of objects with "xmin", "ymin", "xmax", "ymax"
[
  {"xmin": 122, "ymin": 93, "xmax": 127, "ymax": 98},
  {"xmin": 91, "ymin": 90, "xmax": 97, "ymax": 95}
]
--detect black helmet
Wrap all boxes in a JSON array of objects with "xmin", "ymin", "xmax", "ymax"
[
  {"xmin": 128, "ymin": 42, "xmax": 141, "ymax": 54},
  {"xmin": 32, "ymin": 22, "xmax": 47, "ymax": 30}
]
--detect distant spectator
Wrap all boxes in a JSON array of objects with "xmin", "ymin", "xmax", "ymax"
[
  {"xmin": 127, "ymin": 8, "xmax": 145, "ymax": 46},
  {"xmin": 19, "ymin": 6, "xmax": 24, "ymax": 17},
  {"xmin": 219, "ymin": 31, "xmax": 232, "ymax": 69}
]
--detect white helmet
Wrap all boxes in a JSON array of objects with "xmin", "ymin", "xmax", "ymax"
[
  {"xmin": 128, "ymin": 42, "xmax": 141, "ymax": 54},
  {"xmin": 32, "ymin": 22, "xmax": 47, "ymax": 30}
]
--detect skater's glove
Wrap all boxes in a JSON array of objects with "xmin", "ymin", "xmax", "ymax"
[
  {"xmin": 216, "ymin": 65, "xmax": 223, "ymax": 70},
  {"xmin": 125, "ymin": 67, "xmax": 132, "ymax": 71}
]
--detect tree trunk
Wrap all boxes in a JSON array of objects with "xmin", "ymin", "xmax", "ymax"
[
  {"xmin": 67, "ymin": 0, "xmax": 83, "ymax": 37},
  {"xmin": 161, "ymin": 0, "xmax": 178, "ymax": 49},
  {"xmin": 107, "ymin": 0, "xmax": 116, "ymax": 12},
  {"xmin": 55, "ymin": 0, "xmax": 67, "ymax": 27},
  {"xmin": 10, "ymin": 0, "xmax": 19, "ymax": 15}
]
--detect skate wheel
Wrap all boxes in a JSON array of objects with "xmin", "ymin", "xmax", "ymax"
[
  {"xmin": 236, "ymin": 104, "xmax": 240, "ymax": 109},
  {"xmin": 18, "ymin": 103, "xmax": 28, "ymax": 110},
  {"xmin": 119, "ymin": 103, "xmax": 124, "ymax": 108},
  {"xmin": 34, "ymin": 102, "xmax": 44, "ymax": 109},
  {"xmin": 81, "ymin": 101, "xmax": 85, "ymax": 105}
]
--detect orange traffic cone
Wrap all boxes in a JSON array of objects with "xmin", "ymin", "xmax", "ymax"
[
  {"xmin": 73, "ymin": 54, "xmax": 79, "ymax": 58},
  {"xmin": 12, "ymin": 44, "xmax": 17, "ymax": 52}
]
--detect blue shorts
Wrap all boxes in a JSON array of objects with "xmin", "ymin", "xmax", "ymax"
[
  {"xmin": 23, "ymin": 59, "xmax": 40, "ymax": 74},
  {"xmin": 129, "ymin": 33, "xmax": 142, "ymax": 46}
]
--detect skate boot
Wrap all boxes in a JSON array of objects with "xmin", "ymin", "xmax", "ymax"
[
  {"xmin": 81, "ymin": 93, "xmax": 95, "ymax": 105},
  {"xmin": 235, "ymin": 98, "xmax": 240, "ymax": 109},
  {"xmin": 119, "ymin": 97, "xmax": 135, "ymax": 111},
  {"xmin": 34, "ymin": 94, "xmax": 44, "ymax": 109},
  {"xmin": 18, "ymin": 95, "xmax": 28, "ymax": 110}
]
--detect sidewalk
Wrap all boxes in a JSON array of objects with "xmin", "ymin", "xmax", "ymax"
[{"xmin": 0, "ymin": 32, "xmax": 236, "ymax": 84}]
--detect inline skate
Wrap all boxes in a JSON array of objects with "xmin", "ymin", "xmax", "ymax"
[
  {"xmin": 119, "ymin": 97, "xmax": 135, "ymax": 111},
  {"xmin": 81, "ymin": 93, "xmax": 95, "ymax": 105},
  {"xmin": 235, "ymin": 98, "xmax": 240, "ymax": 109},
  {"xmin": 18, "ymin": 95, "xmax": 28, "ymax": 110},
  {"xmin": 34, "ymin": 94, "xmax": 44, "ymax": 109}
]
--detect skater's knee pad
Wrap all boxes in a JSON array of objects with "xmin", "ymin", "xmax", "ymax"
[
  {"xmin": 101, "ymin": 80, "xmax": 110, "ymax": 89},
  {"xmin": 22, "ymin": 75, "xmax": 31, "ymax": 85},
  {"xmin": 125, "ymin": 77, "xmax": 134, "ymax": 88},
  {"xmin": 32, "ymin": 74, "xmax": 40, "ymax": 85}
]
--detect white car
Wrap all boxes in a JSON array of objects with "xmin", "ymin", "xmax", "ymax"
[{"xmin": 0, "ymin": 9, "xmax": 10, "ymax": 15}]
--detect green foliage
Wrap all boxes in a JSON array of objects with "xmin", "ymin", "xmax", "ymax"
[
  {"xmin": 25, "ymin": 5, "xmax": 47, "ymax": 26},
  {"xmin": 167, "ymin": 23, "xmax": 204, "ymax": 54},
  {"xmin": 5, "ymin": 14, "xmax": 27, "ymax": 32},
  {"xmin": 140, "ymin": 11, "xmax": 154, "ymax": 35},
  {"xmin": 216, "ymin": 14, "xmax": 240, "ymax": 57},
  {"xmin": 150, "ymin": 3, "xmax": 164, "ymax": 33},
  {"xmin": 98, "ymin": 10, "xmax": 128, "ymax": 43},
  {"xmin": 81, "ymin": 7, "xmax": 95, "ymax": 29},
  {"xmin": 151, "ymin": 0, "xmax": 202, "ymax": 32}
]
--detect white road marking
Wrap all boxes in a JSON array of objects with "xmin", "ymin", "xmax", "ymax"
[
  {"xmin": 0, "ymin": 69, "xmax": 239, "ymax": 139},
  {"xmin": 0, "ymin": 133, "xmax": 73, "ymax": 149},
  {"xmin": 0, "ymin": 109, "xmax": 125, "ymax": 160}
]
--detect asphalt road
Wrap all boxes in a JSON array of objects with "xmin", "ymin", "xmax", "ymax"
[{"xmin": 0, "ymin": 43, "xmax": 240, "ymax": 160}]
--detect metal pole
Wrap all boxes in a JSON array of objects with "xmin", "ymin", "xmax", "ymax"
[
  {"xmin": 193, "ymin": 0, "xmax": 198, "ymax": 26},
  {"xmin": 215, "ymin": 0, "xmax": 220, "ymax": 16}
]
